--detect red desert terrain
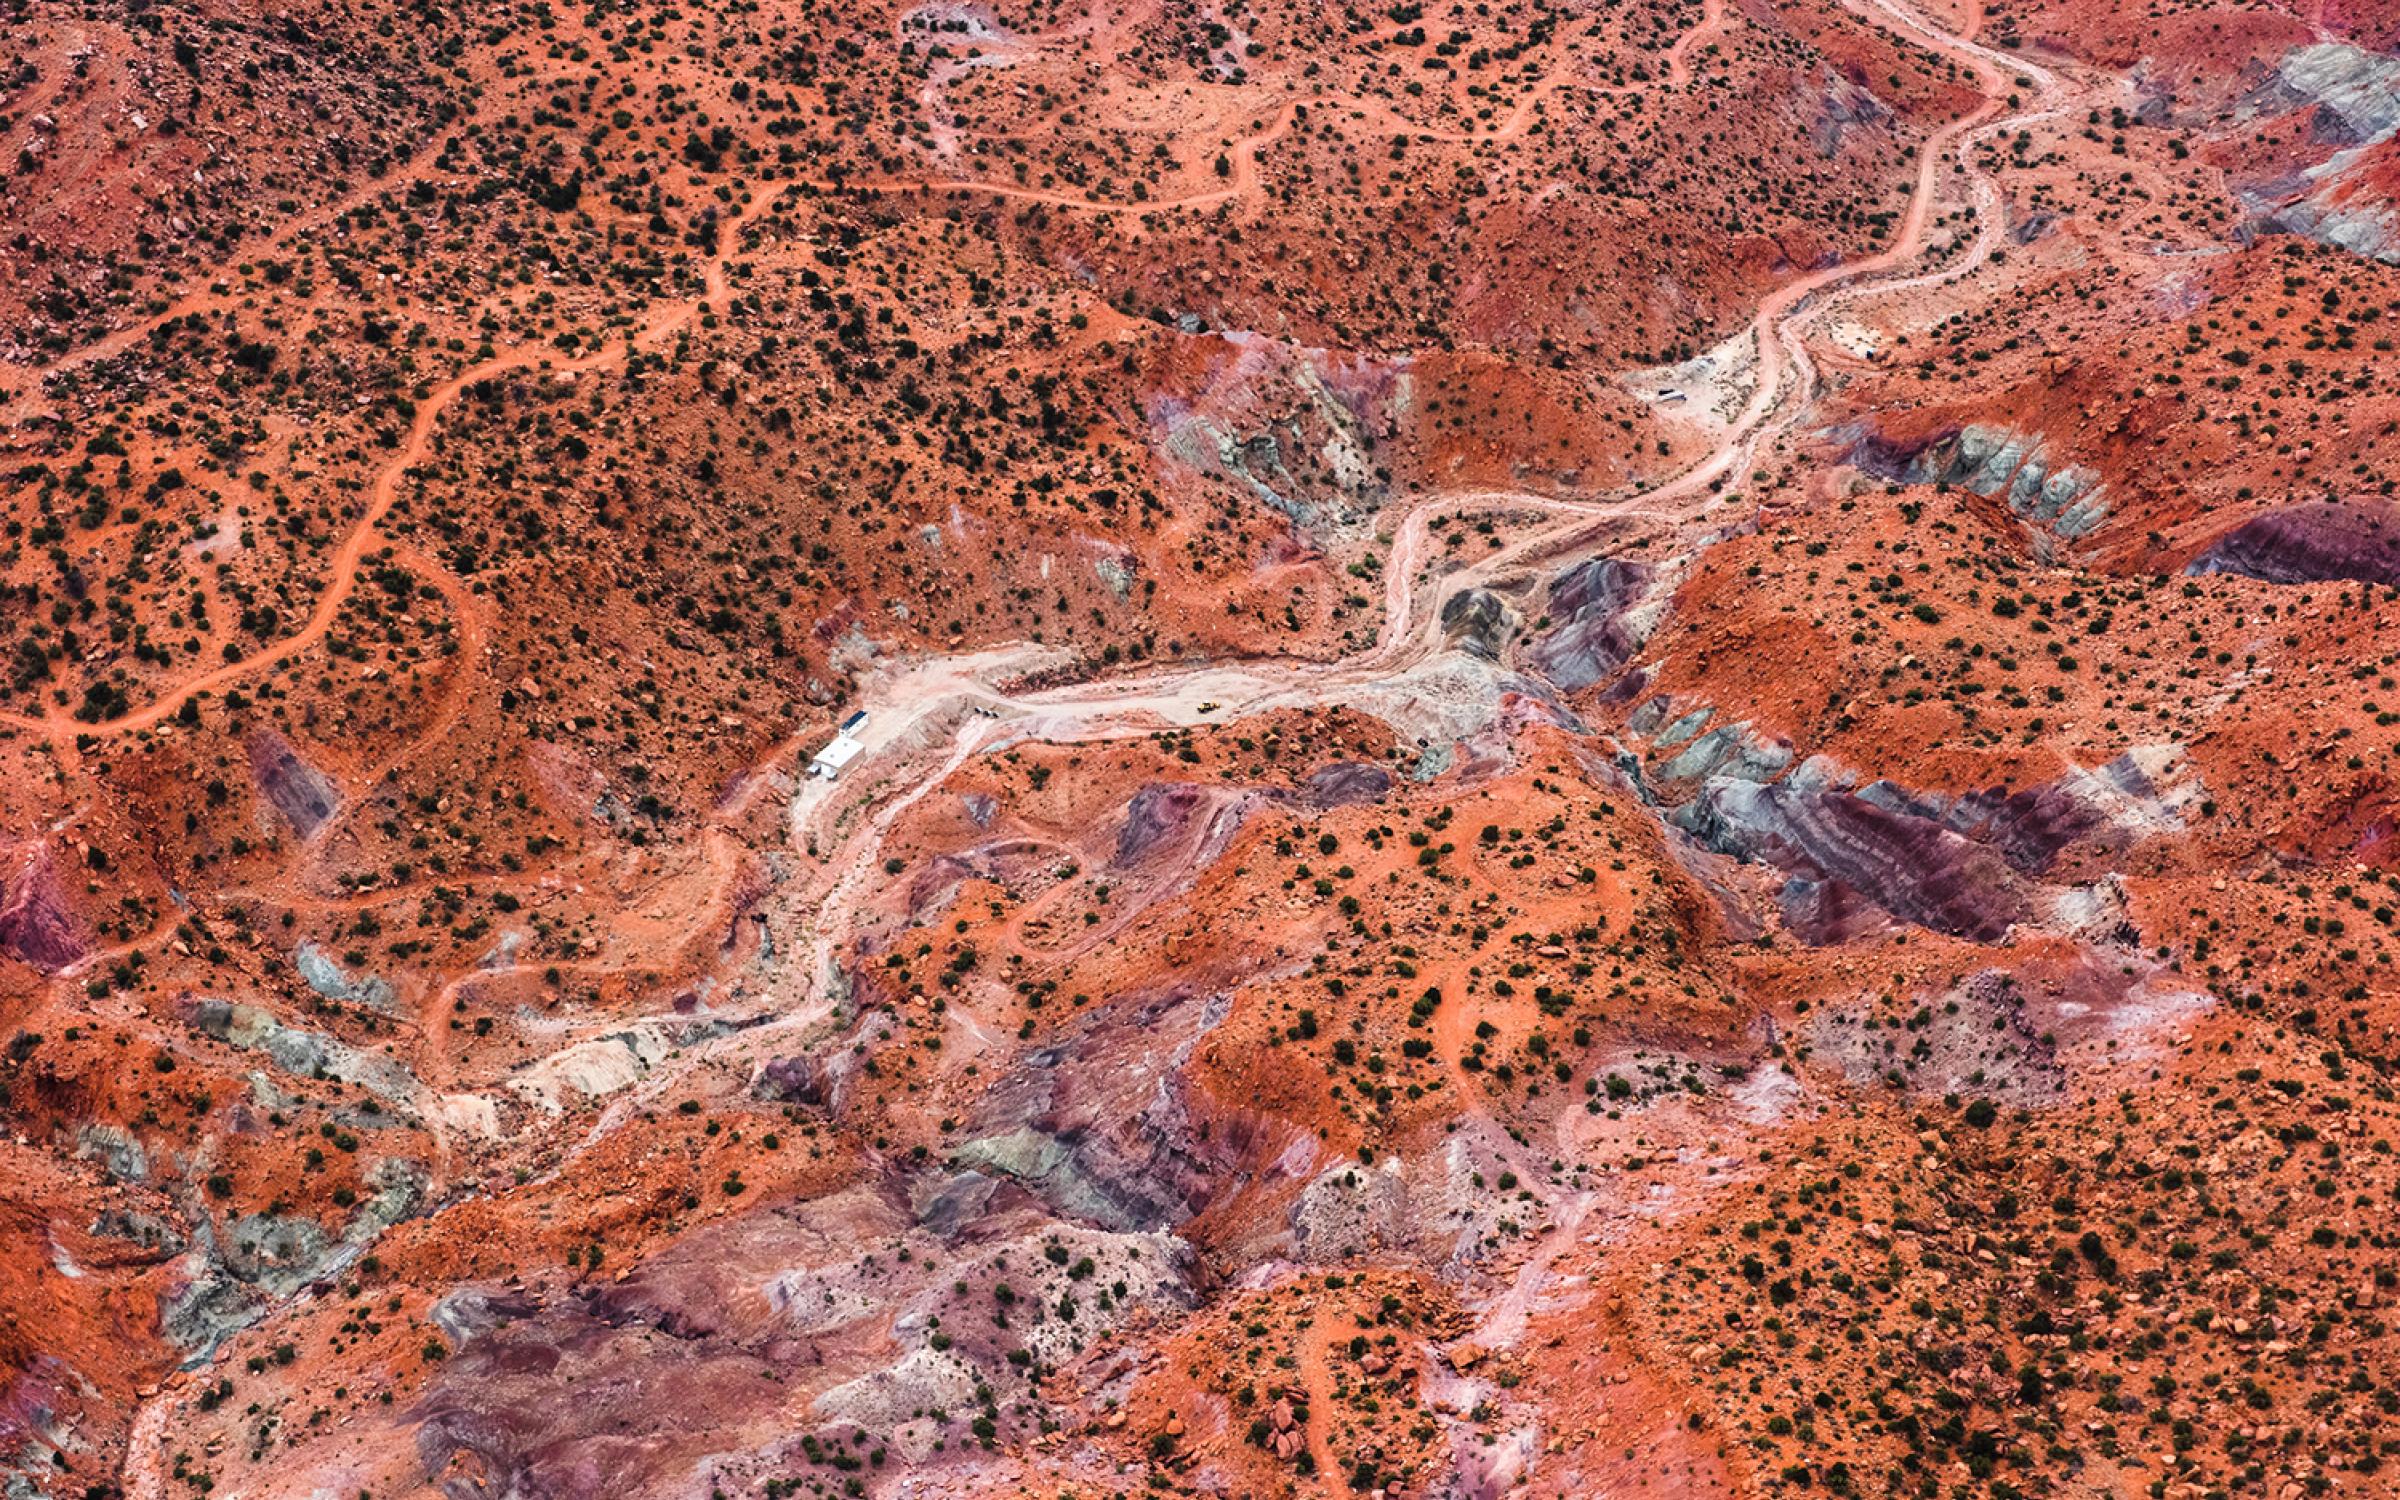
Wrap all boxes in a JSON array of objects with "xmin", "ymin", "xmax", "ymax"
[{"xmin": 8, "ymin": 0, "xmax": 2400, "ymax": 1493}]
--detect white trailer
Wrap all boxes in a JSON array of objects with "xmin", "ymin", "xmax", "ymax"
[{"xmin": 810, "ymin": 735, "xmax": 865, "ymax": 780}]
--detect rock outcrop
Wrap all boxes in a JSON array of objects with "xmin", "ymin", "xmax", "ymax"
[
  {"xmin": 1439, "ymin": 586, "xmax": 1521, "ymax": 660},
  {"xmin": 1893, "ymin": 424, "xmax": 2110, "ymax": 542},
  {"xmin": 2239, "ymin": 45, "xmax": 2400, "ymax": 262},
  {"xmin": 294, "ymin": 940, "xmax": 398, "ymax": 1010},
  {"xmin": 0, "ymin": 844, "xmax": 82, "ymax": 973},
  {"xmin": 1527, "ymin": 556, "xmax": 1660, "ymax": 692},
  {"xmin": 1854, "ymin": 743, "xmax": 2201, "ymax": 873},
  {"xmin": 1147, "ymin": 331, "xmax": 1407, "ymax": 531},
  {"xmin": 1677, "ymin": 757, "xmax": 2039, "ymax": 942},
  {"xmin": 2187, "ymin": 498, "xmax": 2400, "ymax": 587},
  {"xmin": 247, "ymin": 730, "xmax": 340, "ymax": 837},
  {"xmin": 1653, "ymin": 723, "xmax": 2197, "ymax": 944},
  {"xmin": 1303, "ymin": 761, "xmax": 1392, "ymax": 806}
]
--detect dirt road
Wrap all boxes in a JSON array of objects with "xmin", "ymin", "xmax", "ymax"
[{"xmin": 768, "ymin": 0, "xmax": 2082, "ymax": 1359}]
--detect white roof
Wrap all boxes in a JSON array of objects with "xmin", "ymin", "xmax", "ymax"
[{"xmin": 812, "ymin": 736, "xmax": 865, "ymax": 768}]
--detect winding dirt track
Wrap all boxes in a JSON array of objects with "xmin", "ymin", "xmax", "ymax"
[
  {"xmin": 799, "ymin": 0, "xmax": 2066, "ymax": 838},
  {"xmin": 0, "ymin": 195, "xmax": 774, "ymax": 742},
  {"xmin": 768, "ymin": 0, "xmax": 2082, "ymax": 1363},
  {"xmin": 729, "ymin": 0, "xmax": 2085, "ymax": 1115}
]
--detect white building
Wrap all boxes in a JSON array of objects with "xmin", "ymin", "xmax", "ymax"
[{"xmin": 810, "ymin": 736, "xmax": 865, "ymax": 780}]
